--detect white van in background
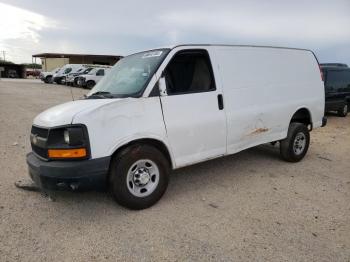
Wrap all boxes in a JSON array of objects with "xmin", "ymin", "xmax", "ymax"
[
  {"xmin": 77, "ymin": 66, "xmax": 112, "ymax": 89},
  {"xmin": 53, "ymin": 64, "xmax": 87, "ymax": 84},
  {"xmin": 40, "ymin": 67, "xmax": 61, "ymax": 83},
  {"xmin": 27, "ymin": 45, "xmax": 326, "ymax": 210},
  {"xmin": 65, "ymin": 66, "xmax": 94, "ymax": 86}
]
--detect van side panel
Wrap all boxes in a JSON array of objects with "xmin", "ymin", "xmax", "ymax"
[{"xmin": 214, "ymin": 46, "xmax": 324, "ymax": 154}]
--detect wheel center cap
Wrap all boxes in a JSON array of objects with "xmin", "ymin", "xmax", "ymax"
[
  {"xmin": 134, "ymin": 168, "xmax": 150, "ymax": 185},
  {"xmin": 139, "ymin": 172, "xmax": 150, "ymax": 184}
]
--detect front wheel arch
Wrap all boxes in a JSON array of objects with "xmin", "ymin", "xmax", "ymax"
[{"xmin": 108, "ymin": 138, "xmax": 173, "ymax": 173}]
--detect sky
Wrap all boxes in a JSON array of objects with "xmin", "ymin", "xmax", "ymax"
[{"xmin": 0, "ymin": 0, "xmax": 349, "ymax": 64}]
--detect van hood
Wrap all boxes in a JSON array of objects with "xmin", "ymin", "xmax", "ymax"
[{"xmin": 33, "ymin": 99, "xmax": 117, "ymax": 127}]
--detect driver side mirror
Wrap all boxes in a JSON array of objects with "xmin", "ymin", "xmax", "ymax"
[{"xmin": 158, "ymin": 75, "xmax": 167, "ymax": 96}]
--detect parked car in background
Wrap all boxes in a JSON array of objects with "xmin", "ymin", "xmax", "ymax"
[
  {"xmin": 40, "ymin": 67, "xmax": 60, "ymax": 83},
  {"xmin": 77, "ymin": 66, "xmax": 111, "ymax": 89},
  {"xmin": 65, "ymin": 66, "xmax": 94, "ymax": 86},
  {"xmin": 321, "ymin": 63, "xmax": 350, "ymax": 117},
  {"xmin": 7, "ymin": 69, "xmax": 18, "ymax": 78},
  {"xmin": 53, "ymin": 64, "xmax": 87, "ymax": 84},
  {"xmin": 26, "ymin": 69, "xmax": 41, "ymax": 78},
  {"xmin": 27, "ymin": 45, "xmax": 326, "ymax": 210}
]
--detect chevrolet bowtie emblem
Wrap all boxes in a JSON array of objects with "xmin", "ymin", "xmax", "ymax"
[{"xmin": 32, "ymin": 134, "xmax": 38, "ymax": 145}]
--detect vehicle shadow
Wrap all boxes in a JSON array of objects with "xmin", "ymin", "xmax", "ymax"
[{"xmin": 42, "ymin": 143, "xmax": 283, "ymax": 213}]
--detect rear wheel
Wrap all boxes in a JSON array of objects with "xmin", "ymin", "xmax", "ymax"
[
  {"xmin": 109, "ymin": 144, "xmax": 170, "ymax": 210},
  {"xmin": 338, "ymin": 104, "xmax": 348, "ymax": 117},
  {"xmin": 280, "ymin": 123, "xmax": 310, "ymax": 162},
  {"xmin": 86, "ymin": 80, "xmax": 95, "ymax": 89}
]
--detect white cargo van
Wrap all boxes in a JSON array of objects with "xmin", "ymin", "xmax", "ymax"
[
  {"xmin": 77, "ymin": 66, "xmax": 112, "ymax": 89},
  {"xmin": 40, "ymin": 67, "xmax": 60, "ymax": 83},
  {"xmin": 53, "ymin": 64, "xmax": 87, "ymax": 84},
  {"xmin": 27, "ymin": 45, "xmax": 326, "ymax": 209}
]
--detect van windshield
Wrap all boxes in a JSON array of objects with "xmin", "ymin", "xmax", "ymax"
[{"xmin": 87, "ymin": 49, "xmax": 170, "ymax": 98}]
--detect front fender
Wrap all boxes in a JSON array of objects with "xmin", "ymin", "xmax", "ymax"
[{"xmin": 73, "ymin": 96, "xmax": 171, "ymax": 164}]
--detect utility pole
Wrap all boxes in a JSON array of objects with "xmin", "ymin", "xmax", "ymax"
[{"xmin": 1, "ymin": 50, "xmax": 6, "ymax": 61}]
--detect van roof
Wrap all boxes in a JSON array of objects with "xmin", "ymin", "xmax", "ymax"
[
  {"xmin": 147, "ymin": 44, "xmax": 313, "ymax": 53},
  {"xmin": 177, "ymin": 44, "xmax": 311, "ymax": 52},
  {"xmin": 128, "ymin": 44, "xmax": 318, "ymax": 63}
]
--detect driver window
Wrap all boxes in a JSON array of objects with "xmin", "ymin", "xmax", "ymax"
[{"xmin": 164, "ymin": 50, "xmax": 215, "ymax": 95}]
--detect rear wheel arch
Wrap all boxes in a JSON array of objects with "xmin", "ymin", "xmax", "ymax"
[{"xmin": 290, "ymin": 107, "xmax": 313, "ymax": 129}]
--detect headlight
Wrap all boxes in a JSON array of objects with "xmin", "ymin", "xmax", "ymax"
[
  {"xmin": 46, "ymin": 125, "xmax": 90, "ymax": 160},
  {"xmin": 62, "ymin": 127, "xmax": 85, "ymax": 146},
  {"xmin": 64, "ymin": 129, "xmax": 70, "ymax": 144}
]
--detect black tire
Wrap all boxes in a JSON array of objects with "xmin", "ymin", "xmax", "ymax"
[
  {"xmin": 109, "ymin": 144, "xmax": 170, "ymax": 210},
  {"xmin": 337, "ymin": 104, "xmax": 348, "ymax": 117},
  {"xmin": 44, "ymin": 76, "xmax": 52, "ymax": 83},
  {"xmin": 86, "ymin": 80, "xmax": 95, "ymax": 89},
  {"xmin": 280, "ymin": 122, "xmax": 310, "ymax": 162},
  {"xmin": 73, "ymin": 78, "xmax": 79, "ymax": 87}
]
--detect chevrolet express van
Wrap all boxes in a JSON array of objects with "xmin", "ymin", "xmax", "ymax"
[
  {"xmin": 27, "ymin": 45, "xmax": 326, "ymax": 209},
  {"xmin": 53, "ymin": 64, "xmax": 87, "ymax": 84}
]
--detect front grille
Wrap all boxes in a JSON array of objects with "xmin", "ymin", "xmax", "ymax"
[
  {"xmin": 31, "ymin": 126, "xmax": 49, "ymax": 159},
  {"xmin": 31, "ymin": 126, "xmax": 49, "ymax": 138},
  {"xmin": 31, "ymin": 143, "xmax": 48, "ymax": 159}
]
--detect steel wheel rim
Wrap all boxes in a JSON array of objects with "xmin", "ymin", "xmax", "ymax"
[
  {"xmin": 293, "ymin": 132, "xmax": 306, "ymax": 155},
  {"xmin": 126, "ymin": 159, "xmax": 159, "ymax": 197}
]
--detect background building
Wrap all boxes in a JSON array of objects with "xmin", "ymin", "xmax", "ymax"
[
  {"xmin": 0, "ymin": 62, "xmax": 26, "ymax": 78},
  {"xmin": 32, "ymin": 53, "xmax": 123, "ymax": 71}
]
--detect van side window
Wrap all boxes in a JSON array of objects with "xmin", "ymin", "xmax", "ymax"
[
  {"xmin": 164, "ymin": 50, "xmax": 215, "ymax": 95},
  {"xmin": 327, "ymin": 70, "xmax": 350, "ymax": 92},
  {"xmin": 96, "ymin": 69, "xmax": 104, "ymax": 76}
]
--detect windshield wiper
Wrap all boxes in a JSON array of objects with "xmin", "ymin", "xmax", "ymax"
[{"xmin": 85, "ymin": 91, "xmax": 114, "ymax": 99}]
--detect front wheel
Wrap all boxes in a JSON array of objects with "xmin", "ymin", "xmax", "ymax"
[
  {"xmin": 109, "ymin": 144, "xmax": 170, "ymax": 210},
  {"xmin": 280, "ymin": 123, "xmax": 310, "ymax": 162},
  {"xmin": 44, "ymin": 76, "xmax": 52, "ymax": 83},
  {"xmin": 338, "ymin": 104, "xmax": 348, "ymax": 117}
]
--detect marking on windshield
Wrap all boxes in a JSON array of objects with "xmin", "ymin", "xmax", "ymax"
[{"xmin": 142, "ymin": 51, "xmax": 163, "ymax": 58}]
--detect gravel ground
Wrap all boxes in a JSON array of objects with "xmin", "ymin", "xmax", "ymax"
[{"xmin": 0, "ymin": 79, "xmax": 349, "ymax": 262}]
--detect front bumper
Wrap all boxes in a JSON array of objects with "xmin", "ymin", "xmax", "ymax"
[{"xmin": 26, "ymin": 152, "xmax": 110, "ymax": 191}]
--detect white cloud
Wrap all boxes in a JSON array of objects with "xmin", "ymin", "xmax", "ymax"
[
  {"xmin": 158, "ymin": 6, "xmax": 350, "ymax": 47},
  {"xmin": 0, "ymin": 2, "xmax": 58, "ymax": 62},
  {"xmin": 0, "ymin": 0, "xmax": 349, "ymax": 64}
]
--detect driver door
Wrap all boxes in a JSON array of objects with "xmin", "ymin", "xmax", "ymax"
[{"xmin": 159, "ymin": 49, "xmax": 227, "ymax": 168}]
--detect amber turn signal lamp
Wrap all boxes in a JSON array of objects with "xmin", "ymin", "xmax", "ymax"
[{"xmin": 48, "ymin": 148, "xmax": 87, "ymax": 158}]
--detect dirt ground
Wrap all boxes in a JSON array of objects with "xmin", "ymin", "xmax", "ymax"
[{"xmin": 0, "ymin": 79, "xmax": 349, "ymax": 262}]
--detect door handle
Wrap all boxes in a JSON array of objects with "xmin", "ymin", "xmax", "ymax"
[{"xmin": 217, "ymin": 94, "xmax": 224, "ymax": 110}]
